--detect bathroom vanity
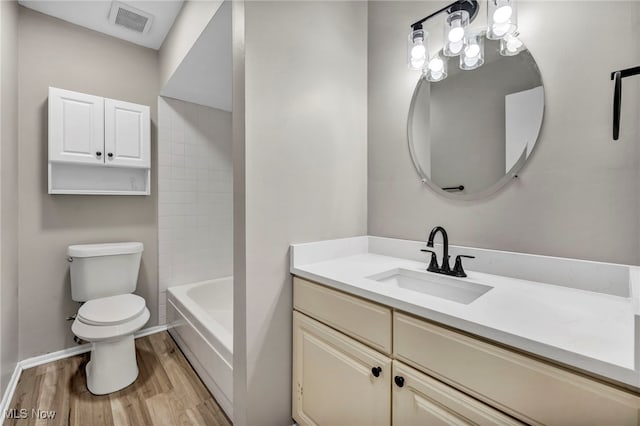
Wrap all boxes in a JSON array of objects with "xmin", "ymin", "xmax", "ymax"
[{"xmin": 290, "ymin": 236, "xmax": 640, "ymax": 425}]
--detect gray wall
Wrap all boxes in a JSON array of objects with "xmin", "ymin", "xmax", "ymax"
[
  {"xmin": 0, "ymin": 0, "xmax": 19, "ymax": 392},
  {"xmin": 159, "ymin": 0, "xmax": 223, "ymax": 90},
  {"xmin": 18, "ymin": 7, "xmax": 160, "ymax": 359},
  {"xmin": 369, "ymin": 1, "xmax": 640, "ymax": 264},
  {"xmin": 234, "ymin": 1, "xmax": 368, "ymax": 424}
]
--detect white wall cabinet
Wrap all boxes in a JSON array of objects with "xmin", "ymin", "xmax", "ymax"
[
  {"xmin": 104, "ymin": 98, "xmax": 150, "ymax": 168},
  {"xmin": 292, "ymin": 276, "xmax": 640, "ymax": 426},
  {"xmin": 48, "ymin": 87, "xmax": 151, "ymax": 195},
  {"xmin": 48, "ymin": 87, "xmax": 105, "ymax": 165}
]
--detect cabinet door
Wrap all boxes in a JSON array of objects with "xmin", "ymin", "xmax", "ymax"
[
  {"xmin": 392, "ymin": 361, "xmax": 523, "ymax": 426},
  {"xmin": 293, "ymin": 311, "xmax": 391, "ymax": 426},
  {"xmin": 104, "ymin": 98, "xmax": 150, "ymax": 168},
  {"xmin": 49, "ymin": 87, "xmax": 104, "ymax": 164}
]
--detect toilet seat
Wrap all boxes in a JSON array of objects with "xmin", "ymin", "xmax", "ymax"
[
  {"xmin": 72, "ymin": 307, "xmax": 150, "ymax": 342},
  {"xmin": 78, "ymin": 294, "xmax": 146, "ymax": 326}
]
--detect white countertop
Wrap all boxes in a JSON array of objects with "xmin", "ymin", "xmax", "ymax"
[{"xmin": 290, "ymin": 236, "xmax": 640, "ymax": 389}]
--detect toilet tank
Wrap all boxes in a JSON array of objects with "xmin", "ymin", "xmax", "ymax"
[{"xmin": 68, "ymin": 242, "xmax": 144, "ymax": 302}]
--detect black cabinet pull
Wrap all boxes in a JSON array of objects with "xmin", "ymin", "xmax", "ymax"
[
  {"xmin": 107, "ymin": 153, "xmax": 113, "ymax": 158},
  {"xmin": 96, "ymin": 151, "xmax": 102, "ymax": 157},
  {"xmin": 394, "ymin": 376, "xmax": 404, "ymax": 387},
  {"xmin": 371, "ymin": 366, "xmax": 382, "ymax": 377}
]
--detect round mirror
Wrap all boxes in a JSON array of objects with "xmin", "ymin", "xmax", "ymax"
[{"xmin": 408, "ymin": 37, "xmax": 544, "ymax": 200}]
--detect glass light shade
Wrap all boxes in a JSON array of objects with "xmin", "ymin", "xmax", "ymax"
[
  {"xmin": 487, "ymin": 0, "xmax": 517, "ymax": 40},
  {"xmin": 500, "ymin": 33, "xmax": 525, "ymax": 56},
  {"xmin": 460, "ymin": 32, "xmax": 484, "ymax": 70},
  {"xmin": 426, "ymin": 53, "xmax": 448, "ymax": 82},
  {"xmin": 443, "ymin": 10, "xmax": 469, "ymax": 57},
  {"xmin": 408, "ymin": 28, "xmax": 428, "ymax": 70}
]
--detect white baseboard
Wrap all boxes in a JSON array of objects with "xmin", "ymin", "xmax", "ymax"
[
  {"xmin": 19, "ymin": 343, "xmax": 92, "ymax": 371},
  {"xmin": 0, "ymin": 324, "xmax": 168, "ymax": 423},
  {"xmin": 134, "ymin": 324, "xmax": 168, "ymax": 339},
  {"xmin": 0, "ymin": 362, "xmax": 22, "ymax": 423}
]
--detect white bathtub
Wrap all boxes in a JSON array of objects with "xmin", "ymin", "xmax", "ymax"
[{"xmin": 167, "ymin": 277, "xmax": 233, "ymax": 419}]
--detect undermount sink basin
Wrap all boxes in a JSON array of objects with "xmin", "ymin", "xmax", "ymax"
[{"xmin": 367, "ymin": 268, "xmax": 493, "ymax": 305}]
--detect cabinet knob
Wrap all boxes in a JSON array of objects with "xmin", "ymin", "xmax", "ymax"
[
  {"xmin": 107, "ymin": 153, "xmax": 113, "ymax": 158},
  {"xmin": 371, "ymin": 366, "xmax": 382, "ymax": 377},
  {"xmin": 96, "ymin": 151, "xmax": 102, "ymax": 157},
  {"xmin": 394, "ymin": 376, "xmax": 405, "ymax": 387}
]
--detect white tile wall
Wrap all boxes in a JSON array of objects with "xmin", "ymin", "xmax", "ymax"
[{"xmin": 157, "ymin": 97, "xmax": 233, "ymax": 323}]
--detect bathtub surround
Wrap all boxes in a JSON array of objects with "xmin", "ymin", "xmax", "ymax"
[
  {"xmin": 0, "ymin": 0, "xmax": 19, "ymax": 395},
  {"xmin": 158, "ymin": 97, "xmax": 233, "ymax": 324},
  {"xmin": 17, "ymin": 7, "xmax": 159, "ymax": 360},
  {"xmin": 368, "ymin": 1, "xmax": 640, "ymax": 265},
  {"xmin": 234, "ymin": 1, "xmax": 368, "ymax": 424}
]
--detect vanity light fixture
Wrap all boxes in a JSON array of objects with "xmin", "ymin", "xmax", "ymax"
[
  {"xmin": 408, "ymin": 25, "xmax": 428, "ymax": 70},
  {"xmin": 443, "ymin": 10, "xmax": 469, "ymax": 57},
  {"xmin": 408, "ymin": 0, "xmax": 478, "ymax": 72},
  {"xmin": 487, "ymin": 0, "xmax": 517, "ymax": 40},
  {"xmin": 408, "ymin": 0, "xmax": 523, "ymax": 81},
  {"xmin": 500, "ymin": 33, "xmax": 524, "ymax": 56},
  {"xmin": 460, "ymin": 31, "xmax": 484, "ymax": 70},
  {"xmin": 426, "ymin": 51, "xmax": 448, "ymax": 82}
]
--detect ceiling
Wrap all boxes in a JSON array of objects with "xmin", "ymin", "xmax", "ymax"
[
  {"xmin": 160, "ymin": 0, "xmax": 232, "ymax": 111},
  {"xmin": 18, "ymin": 0, "xmax": 184, "ymax": 50},
  {"xmin": 19, "ymin": 0, "xmax": 232, "ymax": 111}
]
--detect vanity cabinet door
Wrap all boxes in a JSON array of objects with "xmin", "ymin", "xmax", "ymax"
[
  {"xmin": 48, "ymin": 87, "xmax": 104, "ymax": 165},
  {"xmin": 293, "ymin": 311, "xmax": 391, "ymax": 426},
  {"xmin": 392, "ymin": 361, "xmax": 523, "ymax": 426},
  {"xmin": 104, "ymin": 98, "xmax": 150, "ymax": 168}
]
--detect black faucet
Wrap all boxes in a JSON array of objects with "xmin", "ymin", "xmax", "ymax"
[
  {"xmin": 421, "ymin": 226, "xmax": 475, "ymax": 277},
  {"xmin": 427, "ymin": 226, "xmax": 450, "ymax": 273}
]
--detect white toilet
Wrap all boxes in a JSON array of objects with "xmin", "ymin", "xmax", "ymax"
[{"xmin": 68, "ymin": 242, "xmax": 150, "ymax": 395}]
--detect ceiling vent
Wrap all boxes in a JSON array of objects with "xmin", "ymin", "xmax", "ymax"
[{"xmin": 109, "ymin": 1, "xmax": 153, "ymax": 34}]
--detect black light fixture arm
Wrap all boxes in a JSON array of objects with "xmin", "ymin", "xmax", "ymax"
[
  {"xmin": 410, "ymin": 0, "xmax": 479, "ymax": 31},
  {"xmin": 611, "ymin": 65, "xmax": 640, "ymax": 141}
]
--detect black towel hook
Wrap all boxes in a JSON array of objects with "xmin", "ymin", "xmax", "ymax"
[{"xmin": 611, "ymin": 65, "xmax": 640, "ymax": 140}]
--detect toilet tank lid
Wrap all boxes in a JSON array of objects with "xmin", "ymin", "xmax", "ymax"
[{"xmin": 68, "ymin": 242, "xmax": 144, "ymax": 258}]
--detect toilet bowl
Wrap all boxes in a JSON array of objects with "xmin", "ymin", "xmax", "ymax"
[
  {"xmin": 72, "ymin": 294, "xmax": 150, "ymax": 395},
  {"xmin": 67, "ymin": 242, "xmax": 148, "ymax": 395}
]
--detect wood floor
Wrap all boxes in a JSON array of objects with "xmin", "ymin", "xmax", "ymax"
[{"xmin": 5, "ymin": 332, "xmax": 231, "ymax": 426}]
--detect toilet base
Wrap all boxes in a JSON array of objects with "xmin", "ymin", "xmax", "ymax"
[{"xmin": 86, "ymin": 334, "xmax": 139, "ymax": 395}]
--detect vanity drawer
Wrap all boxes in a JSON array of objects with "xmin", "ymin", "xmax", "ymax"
[
  {"xmin": 394, "ymin": 312, "xmax": 640, "ymax": 426},
  {"xmin": 293, "ymin": 277, "xmax": 392, "ymax": 354}
]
